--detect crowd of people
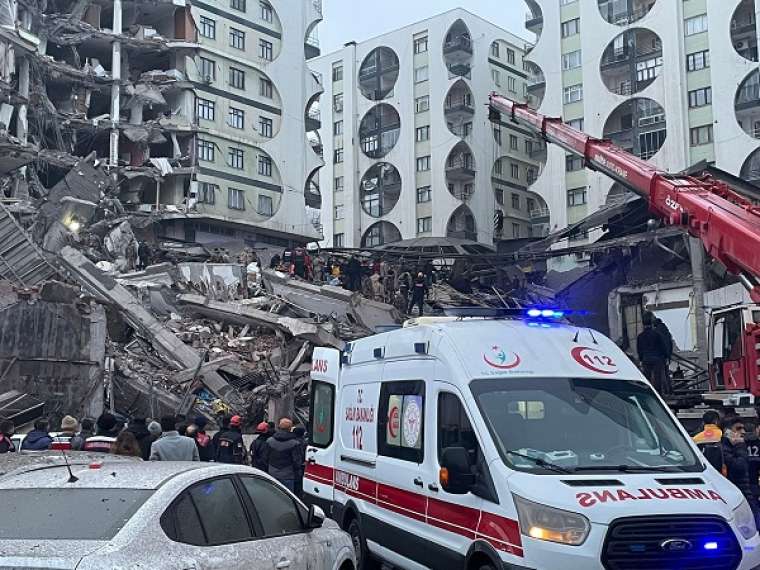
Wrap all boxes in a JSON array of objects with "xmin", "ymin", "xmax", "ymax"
[{"xmin": 0, "ymin": 412, "xmax": 310, "ymax": 496}]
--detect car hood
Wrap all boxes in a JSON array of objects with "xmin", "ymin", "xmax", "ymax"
[
  {"xmin": 0, "ymin": 540, "xmax": 107, "ymax": 569},
  {"xmin": 505, "ymin": 470, "xmax": 743, "ymax": 524}
]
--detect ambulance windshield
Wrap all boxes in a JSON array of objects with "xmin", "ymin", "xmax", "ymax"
[{"xmin": 471, "ymin": 377, "xmax": 702, "ymax": 474}]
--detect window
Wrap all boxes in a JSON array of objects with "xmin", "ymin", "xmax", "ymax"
[
  {"xmin": 561, "ymin": 18, "xmax": 580, "ymax": 37},
  {"xmin": 258, "ymin": 194, "xmax": 273, "ymax": 216},
  {"xmin": 334, "ymin": 176, "xmax": 344, "ymax": 192},
  {"xmin": 685, "ymin": 14, "xmax": 708, "ymax": 36},
  {"xmin": 494, "ymin": 127, "xmax": 502, "ymax": 145},
  {"xmin": 198, "ymin": 139, "xmax": 214, "ymax": 161},
  {"xmin": 199, "ymin": 57, "xmax": 215, "ymax": 81},
  {"xmin": 416, "ymin": 125, "xmax": 430, "ymax": 142},
  {"xmin": 527, "ymin": 197, "xmax": 536, "ymax": 212},
  {"xmin": 491, "ymin": 69, "xmax": 501, "ymax": 86},
  {"xmin": 686, "ymin": 50, "xmax": 710, "ymax": 72},
  {"xmin": 566, "ymin": 154, "xmax": 584, "ymax": 172},
  {"xmin": 563, "ymin": 84, "xmax": 583, "ymax": 104},
  {"xmin": 507, "ymin": 48, "xmax": 515, "ymax": 64},
  {"xmin": 199, "ymin": 16, "xmax": 215, "ymax": 39},
  {"xmin": 228, "ymin": 147, "xmax": 244, "ymax": 169},
  {"xmin": 229, "ymin": 67, "xmax": 245, "ymax": 89},
  {"xmin": 259, "ymin": 39, "xmax": 273, "ymax": 61},
  {"xmin": 512, "ymin": 223, "xmax": 521, "ymax": 238},
  {"xmin": 417, "ymin": 217, "xmax": 432, "ymax": 233},
  {"xmin": 491, "ymin": 41, "xmax": 500, "ymax": 58},
  {"xmin": 508, "ymin": 76, "xmax": 517, "ymax": 93},
  {"xmin": 509, "ymin": 134, "xmax": 518, "ymax": 150},
  {"xmin": 690, "ymin": 125, "xmax": 713, "ymax": 146},
  {"xmin": 494, "ymin": 159, "xmax": 503, "ymax": 175},
  {"xmin": 231, "ymin": 0, "xmax": 246, "ymax": 11},
  {"xmin": 259, "ymin": 78, "xmax": 273, "ymax": 98},
  {"xmin": 259, "ymin": 116, "xmax": 273, "ymax": 138},
  {"xmin": 228, "ymin": 107, "xmax": 244, "ymax": 129},
  {"xmin": 525, "ymin": 140, "xmax": 533, "ymax": 155},
  {"xmin": 416, "ymin": 186, "xmax": 431, "ymax": 203},
  {"xmin": 462, "ymin": 122, "xmax": 472, "ymax": 137},
  {"xmin": 562, "ymin": 49, "xmax": 582, "ymax": 70},
  {"xmin": 240, "ymin": 477, "xmax": 304, "ymax": 535},
  {"xmin": 164, "ymin": 493, "xmax": 205, "ymax": 545},
  {"xmin": 414, "ymin": 37, "xmax": 428, "ymax": 54},
  {"xmin": 511, "ymin": 163, "xmax": 519, "ymax": 179},
  {"xmin": 378, "ymin": 380, "xmax": 425, "ymax": 462},
  {"xmin": 334, "ymin": 120, "xmax": 343, "ymax": 136},
  {"xmin": 416, "ymin": 156, "xmax": 431, "ymax": 171},
  {"xmin": 198, "ymin": 182, "xmax": 217, "ymax": 204},
  {"xmin": 567, "ymin": 187, "xmax": 587, "ymax": 206},
  {"xmin": 415, "ymin": 95, "xmax": 430, "ymax": 113},
  {"xmin": 333, "ymin": 93, "xmax": 343, "ymax": 113},
  {"xmin": 258, "ymin": 155, "xmax": 272, "ymax": 176},
  {"xmin": 332, "ymin": 63, "xmax": 343, "ymax": 82},
  {"xmin": 188, "ymin": 478, "xmax": 250, "ymax": 545},
  {"xmin": 437, "ymin": 393, "xmax": 484, "ymax": 483},
  {"xmin": 511, "ymin": 193, "xmax": 520, "ymax": 210},
  {"xmin": 688, "ymin": 87, "xmax": 712, "ymax": 108},
  {"xmin": 260, "ymin": 1, "xmax": 273, "ymax": 22},
  {"xmin": 527, "ymin": 168, "xmax": 536, "ymax": 185},
  {"xmin": 334, "ymin": 148, "xmax": 343, "ymax": 163},
  {"xmin": 228, "ymin": 188, "xmax": 245, "ymax": 210},
  {"xmin": 334, "ymin": 204, "xmax": 344, "ymax": 220},
  {"xmin": 414, "ymin": 65, "xmax": 429, "ymax": 83},
  {"xmin": 196, "ymin": 97, "xmax": 215, "ymax": 121},
  {"xmin": 230, "ymin": 28, "xmax": 245, "ymax": 50},
  {"xmin": 333, "ymin": 233, "xmax": 344, "ymax": 247},
  {"xmin": 567, "ymin": 117, "xmax": 584, "ymax": 131}
]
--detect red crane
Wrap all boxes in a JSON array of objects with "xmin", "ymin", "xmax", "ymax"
[{"xmin": 489, "ymin": 94, "xmax": 760, "ymax": 303}]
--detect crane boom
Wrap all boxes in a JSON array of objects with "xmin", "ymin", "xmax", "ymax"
[{"xmin": 489, "ymin": 94, "xmax": 760, "ymax": 301}]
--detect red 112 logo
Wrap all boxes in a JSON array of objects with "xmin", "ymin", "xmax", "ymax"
[{"xmin": 571, "ymin": 346, "xmax": 618, "ymax": 375}]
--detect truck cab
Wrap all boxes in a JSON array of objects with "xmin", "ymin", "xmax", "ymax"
[
  {"xmin": 304, "ymin": 314, "xmax": 760, "ymax": 570},
  {"xmin": 708, "ymin": 304, "xmax": 760, "ymax": 403}
]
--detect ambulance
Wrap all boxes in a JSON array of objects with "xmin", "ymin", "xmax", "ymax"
[{"xmin": 304, "ymin": 311, "xmax": 760, "ymax": 570}]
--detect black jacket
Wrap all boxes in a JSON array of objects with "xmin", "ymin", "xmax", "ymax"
[
  {"xmin": 263, "ymin": 430, "xmax": 302, "ymax": 481},
  {"xmin": 411, "ymin": 276, "xmax": 427, "ymax": 300},
  {"xmin": 250, "ymin": 433, "xmax": 271, "ymax": 471},
  {"xmin": 125, "ymin": 423, "xmax": 153, "ymax": 461},
  {"xmin": 746, "ymin": 434, "xmax": 760, "ymax": 498},
  {"xmin": 194, "ymin": 430, "xmax": 215, "ymax": 462},
  {"xmin": 722, "ymin": 437, "xmax": 752, "ymax": 498},
  {"xmin": 637, "ymin": 327, "xmax": 669, "ymax": 364},
  {"xmin": 214, "ymin": 428, "xmax": 246, "ymax": 464},
  {"xmin": 0, "ymin": 434, "xmax": 15, "ymax": 453}
]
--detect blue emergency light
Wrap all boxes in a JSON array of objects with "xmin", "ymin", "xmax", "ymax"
[
  {"xmin": 704, "ymin": 541, "xmax": 719, "ymax": 551},
  {"xmin": 526, "ymin": 307, "xmax": 568, "ymax": 320}
]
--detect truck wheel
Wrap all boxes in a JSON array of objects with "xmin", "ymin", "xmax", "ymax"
[{"xmin": 347, "ymin": 518, "xmax": 376, "ymax": 570}]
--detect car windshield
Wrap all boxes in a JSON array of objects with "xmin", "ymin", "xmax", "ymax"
[
  {"xmin": 0, "ymin": 488, "xmax": 153, "ymax": 540},
  {"xmin": 471, "ymin": 377, "xmax": 702, "ymax": 474}
]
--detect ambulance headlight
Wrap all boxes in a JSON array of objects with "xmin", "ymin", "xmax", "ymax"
[
  {"xmin": 733, "ymin": 499, "xmax": 758, "ymax": 540},
  {"xmin": 514, "ymin": 495, "xmax": 590, "ymax": 546}
]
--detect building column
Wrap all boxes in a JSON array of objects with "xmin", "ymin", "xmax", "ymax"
[
  {"xmin": 109, "ymin": 0, "xmax": 122, "ymax": 166},
  {"xmin": 16, "ymin": 56, "xmax": 28, "ymax": 145}
]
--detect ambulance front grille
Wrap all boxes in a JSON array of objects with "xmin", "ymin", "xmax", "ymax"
[{"xmin": 602, "ymin": 515, "xmax": 741, "ymax": 570}]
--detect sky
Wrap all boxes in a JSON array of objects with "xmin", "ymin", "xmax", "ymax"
[{"xmin": 319, "ymin": 0, "xmax": 528, "ymax": 54}]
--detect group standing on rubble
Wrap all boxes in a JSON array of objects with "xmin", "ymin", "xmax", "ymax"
[{"xmin": 0, "ymin": 411, "xmax": 310, "ymax": 497}]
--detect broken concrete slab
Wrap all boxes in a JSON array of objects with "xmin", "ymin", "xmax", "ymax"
[{"xmin": 177, "ymin": 293, "xmax": 345, "ymax": 350}]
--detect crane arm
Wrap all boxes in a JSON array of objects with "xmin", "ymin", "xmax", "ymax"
[{"xmin": 489, "ymin": 93, "xmax": 760, "ymax": 301}]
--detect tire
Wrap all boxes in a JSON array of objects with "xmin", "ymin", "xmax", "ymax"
[{"xmin": 347, "ymin": 517, "xmax": 377, "ymax": 570}]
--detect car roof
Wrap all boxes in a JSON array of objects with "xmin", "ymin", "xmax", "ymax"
[
  {"xmin": 0, "ymin": 460, "xmax": 222, "ymax": 490},
  {"xmin": 0, "ymin": 452, "xmax": 140, "ymax": 477}
]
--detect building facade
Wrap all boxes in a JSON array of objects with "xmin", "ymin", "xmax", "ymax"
[
  {"xmin": 525, "ymin": 0, "xmax": 760, "ymax": 240},
  {"xmin": 310, "ymin": 8, "xmax": 548, "ymax": 249}
]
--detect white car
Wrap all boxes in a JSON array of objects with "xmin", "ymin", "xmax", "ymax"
[{"xmin": 0, "ymin": 459, "xmax": 356, "ymax": 570}]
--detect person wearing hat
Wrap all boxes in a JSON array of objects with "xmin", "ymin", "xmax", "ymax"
[
  {"xmin": 192, "ymin": 416, "xmax": 214, "ymax": 462},
  {"xmin": 249, "ymin": 421, "xmax": 272, "ymax": 471},
  {"xmin": 124, "ymin": 417, "xmax": 153, "ymax": 461},
  {"xmin": 50, "ymin": 415, "xmax": 79, "ymax": 451},
  {"xmin": 82, "ymin": 413, "xmax": 120, "ymax": 453},
  {"xmin": 214, "ymin": 415, "xmax": 246, "ymax": 464}
]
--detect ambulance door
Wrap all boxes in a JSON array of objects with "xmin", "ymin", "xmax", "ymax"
[{"xmin": 305, "ymin": 348, "xmax": 341, "ymax": 515}]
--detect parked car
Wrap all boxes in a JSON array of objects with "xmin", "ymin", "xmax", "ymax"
[{"xmin": 0, "ymin": 460, "xmax": 355, "ymax": 570}]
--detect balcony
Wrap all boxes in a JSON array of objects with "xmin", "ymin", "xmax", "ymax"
[
  {"xmin": 443, "ymin": 35, "xmax": 473, "ymax": 57},
  {"xmin": 446, "ymin": 158, "xmax": 476, "ymax": 182},
  {"xmin": 527, "ymin": 71, "xmax": 545, "ymax": 92},
  {"xmin": 598, "ymin": 0, "xmax": 654, "ymax": 26},
  {"xmin": 306, "ymin": 107, "xmax": 321, "ymax": 132},
  {"xmin": 305, "ymin": 34, "xmax": 320, "ymax": 60},
  {"xmin": 444, "ymin": 97, "xmax": 475, "ymax": 120},
  {"xmin": 529, "ymin": 206, "xmax": 550, "ymax": 224},
  {"xmin": 525, "ymin": 12, "xmax": 544, "ymax": 32}
]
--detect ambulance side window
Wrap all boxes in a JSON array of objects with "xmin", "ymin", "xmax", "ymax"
[
  {"xmin": 310, "ymin": 381, "xmax": 335, "ymax": 448},
  {"xmin": 377, "ymin": 380, "xmax": 425, "ymax": 463},
  {"xmin": 438, "ymin": 392, "xmax": 479, "ymax": 465}
]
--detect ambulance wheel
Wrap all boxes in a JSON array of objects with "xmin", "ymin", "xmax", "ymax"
[{"xmin": 347, "ymin": 518, "xmax": 377, "ymax": 570}]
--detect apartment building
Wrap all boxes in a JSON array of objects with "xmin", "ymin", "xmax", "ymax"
[
  {"xmin": 525, "ymin": 0, "xmax": 760, "ymax": 241},
  {"xmin": 309, "ymin": 8, "xmax": 548, "ymax": 249}
]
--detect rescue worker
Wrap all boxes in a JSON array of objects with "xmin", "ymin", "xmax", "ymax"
[
  {"xmin": 249, "ymin": 421, "xmax": 272, "ymax": 471},
  {"xmin": 744, "ymin": 421, "xmax": 760, "ymax": 518},
  {"xmin": 408, "ymin": 272, "xmax": 427, "ymax": 317},
  {"xmin": 345, "ymin": 256, "xmax": 362, "ymax": 292},
  {"xmin": 150, "ymin": 416, "xmax": 199, "ymax": 461},
  {"xmin": 211, "ymin": 414, "xmax": 231, "ymax": 454},
  {"xmin": 263, "ymin": 418, "xmax": 303, "ymax": 493},
  {"xmin": 721, "ymin": 416, "xmax": 753, "ymax": 505},
  {"xmin": 0, "ymin": 419, "xmax": 15, "ymax": 453},
  {"xmin": 693, "ymin": 410, "xmax": 724, "ymax": 472},
  {"xmin": 215, "ymin": 415, "xmax": 247, "ymax": 464},
  {"xmin": 636, "ymin": 312, "xmax": 671, "ymax": 395}
]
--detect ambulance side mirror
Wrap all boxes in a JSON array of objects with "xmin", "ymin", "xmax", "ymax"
[{"xmin": 440, "ymin": 446, "xmax": 476, "ymax": 494}]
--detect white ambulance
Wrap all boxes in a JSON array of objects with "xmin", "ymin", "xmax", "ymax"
[{"xmin": 304, "ymin": 313, "xmax": 760, "ymax": 570}]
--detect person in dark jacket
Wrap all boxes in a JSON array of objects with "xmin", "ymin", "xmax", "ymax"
[
  {"xmin": 637, "ymin": 312, "xmax": 671, "ymax": 395},
  {"xmin": 345, "ymin": 256, "xmax": 362, "ymax": 292},
  {"xmin": 250, "ymin": 421, "xmax": 272, "ymax": 471},
  {"xmin": 212, "ymin": 415, "xmax": 231, "ymax": 456},
  {"xmin": 82, "ymin": 413, "xmax": 120, "ymax": 453},
  {"xmin": 192, "ymin": 416, "xmax": 214, "ymax": 462},
  {"xmin": 721, "ymin": 416, "xmax": 753, "ymax": 503},
  {"xmin": 21, "ymin": 419, "xmax": 53, "ymax": 451},
  {"xmin": 215, "ymin": 415, "xmax": 246, "ymax": 464},
  {"xmin": 263, "ymin": 418, "xmax": 303, "ymax": 493},
  {"xmin": 745, "ymin": 421, "xmax": 760, "ymax": 508},
  {"xmin": 74, "ymin": 418, "xmax": 95, "ymax": 450},
  {"xmin": 0, "ymin": 419, "xmax": 15, "ymax": 453},
  {"xmin": 124, "ymin": 418, "xmax": 153, "ymax": 461},
  {"xmin": 292, "ymin": 426, "xmax": 307, "ymax": 498},
  {"xmin": 408, "ymin": 272, "xmax": 427, "ymax": 317}
]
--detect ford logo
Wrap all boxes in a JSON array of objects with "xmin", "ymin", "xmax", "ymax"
[{"xmin": 660, "ymin": 538, "xmax": 693, "ymax": 552}]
